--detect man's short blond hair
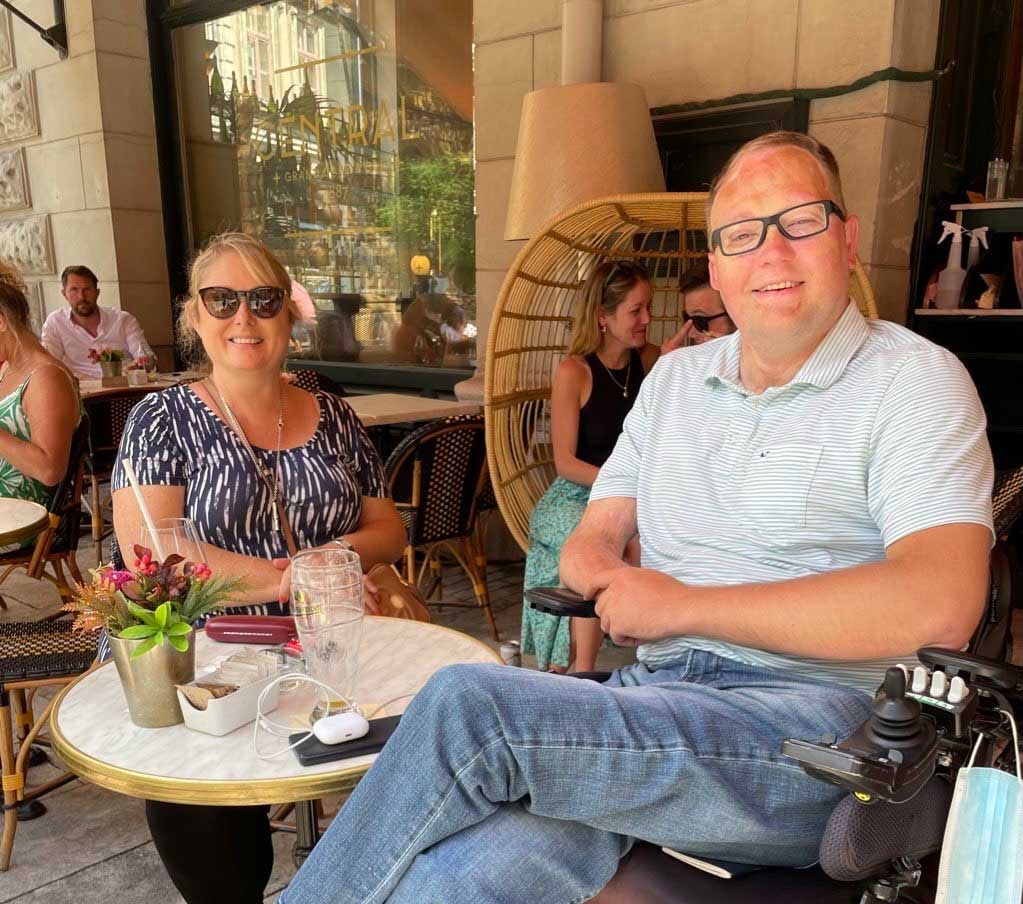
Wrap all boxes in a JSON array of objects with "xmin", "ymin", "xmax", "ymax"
[{"xmin": 706, "ymin": 132, "xmax": 846, "ymax": 230}]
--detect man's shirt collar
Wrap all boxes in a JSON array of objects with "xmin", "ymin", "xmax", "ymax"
[{"xmin": 705, "ymin": 300, "xmax": 869, "ymax": 395}]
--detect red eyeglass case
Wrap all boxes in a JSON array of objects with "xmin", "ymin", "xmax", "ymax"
[{"xmin": 204, "ymin": 615, "xmax": 297, "ymax": 645}]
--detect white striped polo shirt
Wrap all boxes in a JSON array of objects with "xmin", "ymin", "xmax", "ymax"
[{"xmin": 590, "ymin": 301, "xmax": 994, "ymax": 695}]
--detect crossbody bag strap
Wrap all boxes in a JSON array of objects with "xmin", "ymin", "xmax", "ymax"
[{"xmin": 275, "ymin": 496, "xmax": 299, "ymax": 558}]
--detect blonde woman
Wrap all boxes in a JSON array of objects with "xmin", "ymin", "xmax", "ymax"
[
  {"xmin": 521, "ymin": 260, "xmax": 659, "ymax": 672},
  {"xmin": 111, "ymin": 233, "xmax": 406, "ymax": 904},
  {"xmin": 0, "ymin": 266, "xmax": 79, "ymax": 511}
]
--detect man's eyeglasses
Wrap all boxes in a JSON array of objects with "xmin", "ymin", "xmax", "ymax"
[
  {"xmin": 684, "ymin": 311, "xmax": 730, "ymax": 333},
  {"xmin": 710, "ymin": 200, "xmax": 846, "ymax": 256},
  {"xmin": 198, "ymin": 286, "xmax": 287, "ymax": 319}
]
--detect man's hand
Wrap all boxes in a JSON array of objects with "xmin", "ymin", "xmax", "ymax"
[{"xmin": 595, "ymin": 567, "xmax": 689, "ymax": 645}]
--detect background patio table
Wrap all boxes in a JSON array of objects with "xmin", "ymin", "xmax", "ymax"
[
  {"xmin": 344, "ymin": 393, "xmax": 480, "ymax": 428},
  {"xmin": 0, "ymin": 499, "xmax": 49, "ymax": 547}
]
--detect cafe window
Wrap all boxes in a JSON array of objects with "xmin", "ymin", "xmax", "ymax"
[{"xmin": 169, "ymin": 0, "xmax": 476, "ymax": 385}]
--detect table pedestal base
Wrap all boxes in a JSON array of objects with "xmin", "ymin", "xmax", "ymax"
[
  {"xmin": 15, "ymin": 800, "xmax": 45, "ymax": 821},
  {"xmin": 292, "ymin": 800, "xmax": 320, "ymax": 868}
]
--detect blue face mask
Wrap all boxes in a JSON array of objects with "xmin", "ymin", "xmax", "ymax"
[{"xmin": 936, "ymin": 713, "xmax": 1023, "ymax": 904}]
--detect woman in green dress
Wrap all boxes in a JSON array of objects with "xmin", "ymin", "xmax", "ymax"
[
  {"xmin": 521, "ymin": 260, "xmax": 660, "ymax": 672},
  {"xmin": 0, "ymin": 266, "xmax": 80, "ymax": 513}
]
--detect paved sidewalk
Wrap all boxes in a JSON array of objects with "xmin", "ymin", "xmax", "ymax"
[{"xmin": 0, "ymin": 534, "xmax": 633, "ymax": 903}]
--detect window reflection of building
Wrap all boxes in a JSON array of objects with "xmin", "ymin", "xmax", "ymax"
[{"xmin": 180, "ymin": 0, "xmax": 475, "ymax": 376}]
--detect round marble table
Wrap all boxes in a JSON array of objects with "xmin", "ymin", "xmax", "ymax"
[
  {"xmin": 0, "ymin": 498, "xmax": 48, "ymax": 547},
  {"xmin": 50, "ymin": 617, "xmax": 500, "ymax": 806}
]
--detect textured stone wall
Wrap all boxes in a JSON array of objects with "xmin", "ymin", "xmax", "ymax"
[{"xmin": 0, "ymin": 1, "xmax": 173, "ymax": 367}]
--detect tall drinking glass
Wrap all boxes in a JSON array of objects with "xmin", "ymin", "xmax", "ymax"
[
  {"xmin": 291, "ymin": 544, "xmax": 364, "ymax": 715},
  {"xmin": 139, "ymin": 517, "xmax": 207, "ymax": 565}
]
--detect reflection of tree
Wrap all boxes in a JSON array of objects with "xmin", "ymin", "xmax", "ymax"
[{"xmin": 376, "ymin": 153, "xmax": 475, "ymax": 294}]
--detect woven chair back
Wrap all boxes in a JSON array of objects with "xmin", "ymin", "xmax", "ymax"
[
  {"xmin": 993, "ymin": 464, "xmax": 1023, "ymax": 538},
  {"xmin": 289, "ymin": 368, "xmax": 347, "ymax": 397},
  {"xmin": 484, "ymin": 192, "xmax": 879, "ymax": 552},
  {"xmin": 48, "ymin": 417, "xmax": 90, "ymax": 555},
  {"xmin": 84, "ymin": 387, "xmax": 164, "ymax": 467},
  {"xmin": 385, "ymin": 416, "xmax": 488, "ymax": 546}
]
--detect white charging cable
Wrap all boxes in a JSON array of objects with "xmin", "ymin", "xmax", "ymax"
[
  {"xmin": 251, "ymin": 673, "xmax": 416, "ymax": 761},
  {"xmin": 253, "ymin": 672, "xmax": 353, "ymax": 760}
]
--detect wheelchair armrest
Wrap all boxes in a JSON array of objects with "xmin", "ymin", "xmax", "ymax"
[{"xmin": 917, "ymin": 646, "xmax": 1023, "ymax": 695}]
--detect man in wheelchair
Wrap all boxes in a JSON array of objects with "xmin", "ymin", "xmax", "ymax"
[{"xmin": 280, "ymin": 132, "xmax": 1004, "ymax": 904}]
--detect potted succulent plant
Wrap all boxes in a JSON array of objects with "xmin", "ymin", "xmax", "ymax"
[
  {"xmin": 66, "ymin": 546, "xmax": 243, "ymax": 727},
  {"xmin": 88, "ymin": 347, "xmax": 127, "ymax": 381}
]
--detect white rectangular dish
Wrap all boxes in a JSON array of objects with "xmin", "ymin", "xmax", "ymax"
[{"xmin": 177, "ymin": 673, "xmax": 280, "ymax": 737}]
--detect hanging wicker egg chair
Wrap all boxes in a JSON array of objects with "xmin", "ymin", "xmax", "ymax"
[{"xmin": 484, "ymin": 192, "xmax": 878, "ymax": 553}]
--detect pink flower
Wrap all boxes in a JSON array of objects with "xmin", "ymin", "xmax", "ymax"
[
  {"xmin": 106, "ymin": 569, "xmax": 135, "ymax": 590},
  {"xmin": 191, "ymin": 562, "xmax": 212, "ymax": 581}
]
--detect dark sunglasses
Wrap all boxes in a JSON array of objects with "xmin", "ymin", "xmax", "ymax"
[
  {"xmin": 684, "ymin": 311, "xmax": 730, "ymax": 333},
  {"xmin": 198, "ymin": 286, "xmax": 287, "ymax": 319}
]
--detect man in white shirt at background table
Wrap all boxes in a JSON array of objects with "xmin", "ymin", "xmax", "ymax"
[{"xmin": 41, "ymin": 265, "xmax": 153, "ymax": 379}]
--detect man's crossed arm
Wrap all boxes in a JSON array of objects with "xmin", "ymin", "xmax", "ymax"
[{"xmin": 560, "ymin": 496, "xmax": 990, "ymax": 661}]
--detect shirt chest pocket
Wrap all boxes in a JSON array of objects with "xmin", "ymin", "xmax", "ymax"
[{"xmin": 739, "ymin": 443, "xmax": 823, "ymax": 532}]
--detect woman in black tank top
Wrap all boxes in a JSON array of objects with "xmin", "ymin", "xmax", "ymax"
[{"xmin": 522, "ymin": 260, "xmax": 660, "ymax": 672}]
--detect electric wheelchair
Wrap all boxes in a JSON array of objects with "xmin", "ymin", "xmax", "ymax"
[{"xmin": 568, "ymin": 468, "xmax": 1023, "ymax": 904}]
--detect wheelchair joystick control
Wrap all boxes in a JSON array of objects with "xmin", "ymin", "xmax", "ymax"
[
  {"xmin": 782, "ymin": 667, "xmax": 938, "ymax": 803},
  {"xmin": 866, "ymin": 668, "xmax": 926, "ymax": 746}
]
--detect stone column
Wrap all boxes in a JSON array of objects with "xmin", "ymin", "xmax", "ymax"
[{"xmin": 8, "ymin": 0, "xmax": 173, "ymax": 367}]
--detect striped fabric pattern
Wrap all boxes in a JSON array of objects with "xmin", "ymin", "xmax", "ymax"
[
  {"xmin": 111, "ymin": 385, "xmax": 386, "ymax": 563},
  {"xmin": 590, "ymin": 302, "xmax": 994, "ymax": 695}
]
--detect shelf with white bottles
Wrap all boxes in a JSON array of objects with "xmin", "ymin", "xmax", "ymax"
[
  {"xmin": 948, "ymin": 200, "xmax": 1023, "ymax": 231},
  {"xmin": 914, "ymin": 308, "xmax": 1023, "ymax": 317}
]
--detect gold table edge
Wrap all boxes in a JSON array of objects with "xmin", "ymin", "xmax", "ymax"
[{"xmin": 48, "ymin": 620, "xmax": 500, "ymax": 805}]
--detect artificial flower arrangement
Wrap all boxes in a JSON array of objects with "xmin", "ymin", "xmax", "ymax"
[
  {"xmin": 87, "ymin": 347, "xmax": 127, "ymax": 363},
  {"xmin": 65, "ymin": 545, "xmax": 242, "ymax": 659}
]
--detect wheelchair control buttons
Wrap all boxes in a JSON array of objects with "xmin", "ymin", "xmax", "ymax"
[
  {"xmin": 947, "ymin": 676, "xmax": 967, "ymax": 704},
  {"xmin": 929, "ymin": 670, "xmax": 948, "ymax": 699},
  {"xmin": 912, "ymin": 666, "xmax": 928, "ymax": 694}
]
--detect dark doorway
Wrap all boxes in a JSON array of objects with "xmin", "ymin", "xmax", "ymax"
[{"xmin": 652, "ymin": 100, "xmax": 810, "ymax": 193}]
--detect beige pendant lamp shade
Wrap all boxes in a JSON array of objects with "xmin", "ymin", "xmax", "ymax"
[{"xmin": 504, "ymin": 82, "xmax": 666, "ymax": 240}]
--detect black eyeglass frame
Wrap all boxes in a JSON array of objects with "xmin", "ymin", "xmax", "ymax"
[
  {"xmin": 198, "ymin": 286, "xmax": 287, "ymax": 319},
  {"xmin": 710, "ymin": 200, "xmax": 846, "ymax": 256},
  {"xmin": 684, "ymin": 310, "xmax": 731, "ymax": 333}
]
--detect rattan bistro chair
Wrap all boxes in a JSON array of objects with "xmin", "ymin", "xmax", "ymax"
[
  {"xmin": 484, "ymin": 192, "xmax": 878, "ymax": 552},
  {"xmin": 0, "ymin": 417, "xmax": 90, "ymax": 609},
  {"xmin": 384, "ymin": 415, "xmax": 499, "ymax": 639},
  {"xmin": 83, "ymin": 386, "xmax": 165, "ymax": 565},
  {"xmin": 0, "ymin": 619, "xmax": 99, "ymax": 871}
]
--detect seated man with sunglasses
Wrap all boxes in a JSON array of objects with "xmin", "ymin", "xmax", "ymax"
[
  {"xmin": 280, "ymin": 132, "xmax": 993, "ymax": 904},
  {"xmin": 662, "ymin": 257, "xmax": 736, "ymax": 352}
]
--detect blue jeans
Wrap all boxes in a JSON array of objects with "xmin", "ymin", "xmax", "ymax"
[{"xmin": 280, "ymin": 651, "xmax": 873, "ymax": 904}]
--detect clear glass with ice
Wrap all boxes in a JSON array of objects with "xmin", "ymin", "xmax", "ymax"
[{"xmin": 290, "ymin": 544, "xmax": 364, "ymax": 714}]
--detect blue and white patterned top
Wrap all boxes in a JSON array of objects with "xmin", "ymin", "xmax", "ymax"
[
  {"xmin": 111, "ymin": 385, "xmax": 387, "ymax": 563},
  {"xmin": 591, "ymin": 302, "xmax": 994, "ymax": 695}
]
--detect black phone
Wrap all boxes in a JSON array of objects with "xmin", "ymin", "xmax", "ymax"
[
  {"xmin": 524, "ymin": 586, "xmax": 598, "ymax": 618},
  {"xmin": 289, "ymin": 715, "xmax": 402, "ymax": 767}
]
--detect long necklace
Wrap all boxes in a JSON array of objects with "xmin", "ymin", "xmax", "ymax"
[
  {"xmin": 207, "ymin": 378, "xmax": 284, "ymax": 532},
  {"xmin": 597, "ymin": 352, "xmax": 632, "ymax": 398}
]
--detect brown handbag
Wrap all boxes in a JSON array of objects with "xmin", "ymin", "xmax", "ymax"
[{"xmin": 366, "ymin": 563, "xmax": 432, "ymax": 623}]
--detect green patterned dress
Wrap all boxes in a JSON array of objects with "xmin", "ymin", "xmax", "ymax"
[
  {"xmin": 0, "ymin": 372, "xmax": 55, "ymax": 507},
  {"xmin": 520, "ymin": 477, "xmax": 591, "ymax": 669}
]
